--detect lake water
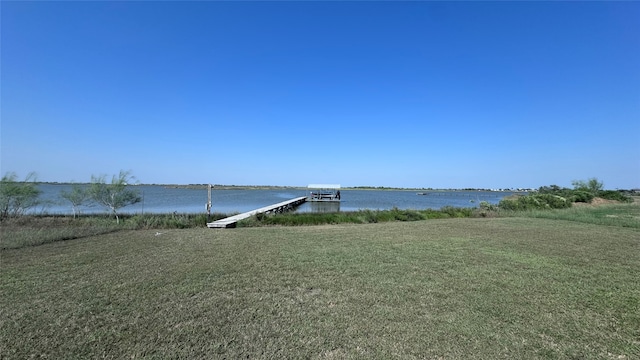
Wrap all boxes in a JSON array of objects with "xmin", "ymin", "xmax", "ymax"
[{"xmin": 33, "ymin": 184, "xmax": 521, "ymax": 216}]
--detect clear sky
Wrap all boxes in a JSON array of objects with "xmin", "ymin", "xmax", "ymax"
[{"xmin": 2, "ymin": 1, "xmax": 639, "ymax": 189}]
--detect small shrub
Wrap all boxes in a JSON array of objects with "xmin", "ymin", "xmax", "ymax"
[
  {"xmin": 421, "ymin": 209, "xmax": 449, "ymax": 219},
  {"xmin": 598, "ymin": 190, "xmax": 633, "ymax": 203},
  {"xmin": 535, "ymin": 194, "xmax": 571, "ymax": 209},
  {"xmin": 499, "ymin": 197, "xmax": 536, "ymax": 211},
  {"xmin": 569, "ymin": 191, "xmax": 594, "ymax": 203},
  {"xmin": 499, "ymin": 196, "xmax": 535, "ymax": 211},
  {"xmin": 397, "ymin": 209, "xmax": 425, "ymax": 221},
  {"xmin": 360, "ymin": 210, "xmax": 378, "ymax": 223},
  {"xmin": 498, "ymin": 198, "xmax": 519, "ymax": 211},
  {"xmin": 479, "ymin": 201, "xmax": 498, "ymax": 211},
  {"xmin": 477, "ymin": 201, "xmax": 499, "ymax": 218},
  {"xmin": 499, "ymin": 193, "xmax": 571, "ymax": 211},
  {"xmin": 441, "ymin": 206, "xmax": 473, "ymax": 218}
]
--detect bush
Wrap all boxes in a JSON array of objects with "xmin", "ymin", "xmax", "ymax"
[
  {"xmin": 479, "ymin": 201, "xmax": 498, "ymax": 211},
  {"xmin": 498, "ymin": 198, "xmax": 519, "ymax": 211},
  {"xmin": 597, "ymin": 190, "xmax": 633, "ymax": 203},
  {"xmin": 499, "ymin": 194, "xmax": 570, "ymax": 211},
  {"xmin": 476, "ymin": 201, "xmax": 499, "ymax": 218},
  {"xmin": 535, "ymin": 194, "xmax": 571, "ymax": 209},
  {"xmin": 536, "ymin": 180, "xmax": 632, "ymax": 204},
  {"xmin": 389, "ymin": 207, "xmax": 425, "ymax": 222},
  {"xmin": 498, "ymin": 196, "xmax": 537, "ymax": 211},
  {"xmin": 569, "ymin": 191, "xmax": 595, "ymax": 203},
  {"xmin": 441, "ymin": 206, "xmax": 474, "ymax": 218}
]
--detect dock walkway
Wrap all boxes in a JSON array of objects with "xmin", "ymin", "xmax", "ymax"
[{"xmin": 207, "ymin": 196, "xmax": 307, "ymax": 228}]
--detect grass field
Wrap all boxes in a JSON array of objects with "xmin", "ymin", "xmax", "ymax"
[
  {"xmin": 2, "ymin": 214, "xmax": 639, "ymax": 358},
  {"xmin": 506, "ymin": 201, "xmax": 640, "ymax": 229}
]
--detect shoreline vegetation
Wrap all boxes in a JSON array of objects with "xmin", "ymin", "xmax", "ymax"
[{"xmin": 1, "ymin": 197, "xmax": 638, "ymax": 250}]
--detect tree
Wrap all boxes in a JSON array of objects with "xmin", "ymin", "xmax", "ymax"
[
  {"xmin": 0, "ymin": 172, "xmax": 42, "ymax": 220},
  {"xmin": 60, "ymin": 183, "xmax": 91, "ymax": 219},
  {"xmin": 572, "ymin": 178, "xmax": 604, "ymax": 195},
  {"xmin": 88, "ymin": 170, "xmax": 141, "ymax": 223}
]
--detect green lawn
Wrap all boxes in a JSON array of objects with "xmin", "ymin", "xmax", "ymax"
[
  {"xmin": 2, "ymin": 217, "xmax": 639, "ymax": 359},
  {"xmin": 508, "ymin": 201, "xmax": 640, "ymax": 228}
]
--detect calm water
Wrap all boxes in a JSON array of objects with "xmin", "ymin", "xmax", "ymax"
[{"xmin": 34, "ymin": 184, "xmax": 521, "ymax": 215}]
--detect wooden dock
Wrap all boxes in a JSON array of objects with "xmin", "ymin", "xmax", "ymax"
[{"xmin": 207, "ymin": 196, "xmax": 307, "ymax": 228}]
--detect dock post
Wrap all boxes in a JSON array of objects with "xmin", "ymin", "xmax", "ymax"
[{"xmin": 207, "ymin": 184, "xmax": 212, "ymax": 222}]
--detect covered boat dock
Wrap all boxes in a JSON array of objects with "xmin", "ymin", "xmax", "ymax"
[{"xmin": 307, "ymin": 184, "xmax": 341, "ymax": 202}]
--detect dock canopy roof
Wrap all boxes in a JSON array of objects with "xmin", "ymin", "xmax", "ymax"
[{"xmin": 308, "ymin": 184, "xmax": 341, "ymax": 189}]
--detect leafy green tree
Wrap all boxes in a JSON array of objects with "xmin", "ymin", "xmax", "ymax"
[
  {"xmin": 0, "ymin": 172, "xmax": 42, "ymax": 220},
  {"xmin": 572, "ymin": 178, "xmax": 604, "ymax": 195},
  {"xmin": 60, "ymin": 183, "xmax": 91, "ymax": 219},
  {"xmin": 88, "ymin": 170, "xmax": 141, "ymax": 223}
]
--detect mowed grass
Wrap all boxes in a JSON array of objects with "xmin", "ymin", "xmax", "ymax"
[
  {"xmin": 509, "ymin": 201, "xmax": 640, "ymax": 229},
  {"xmin": 2, "ymin": 218, "xmax": 639, "ymax": 359}
]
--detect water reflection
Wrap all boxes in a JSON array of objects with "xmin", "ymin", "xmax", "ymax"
[{"xmin": 308, "ymin": 201, "xmax": 340, "ymax": 213}]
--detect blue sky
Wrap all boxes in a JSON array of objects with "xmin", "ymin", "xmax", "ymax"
[{"xmin": 2, "ymin": 1, "xmax": 639, "ymax": 189}]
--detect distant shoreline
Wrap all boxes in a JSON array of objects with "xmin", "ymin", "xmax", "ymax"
[{"xmin": 36, "ymin": 182, "xmax": 531, "ymax": 192}]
